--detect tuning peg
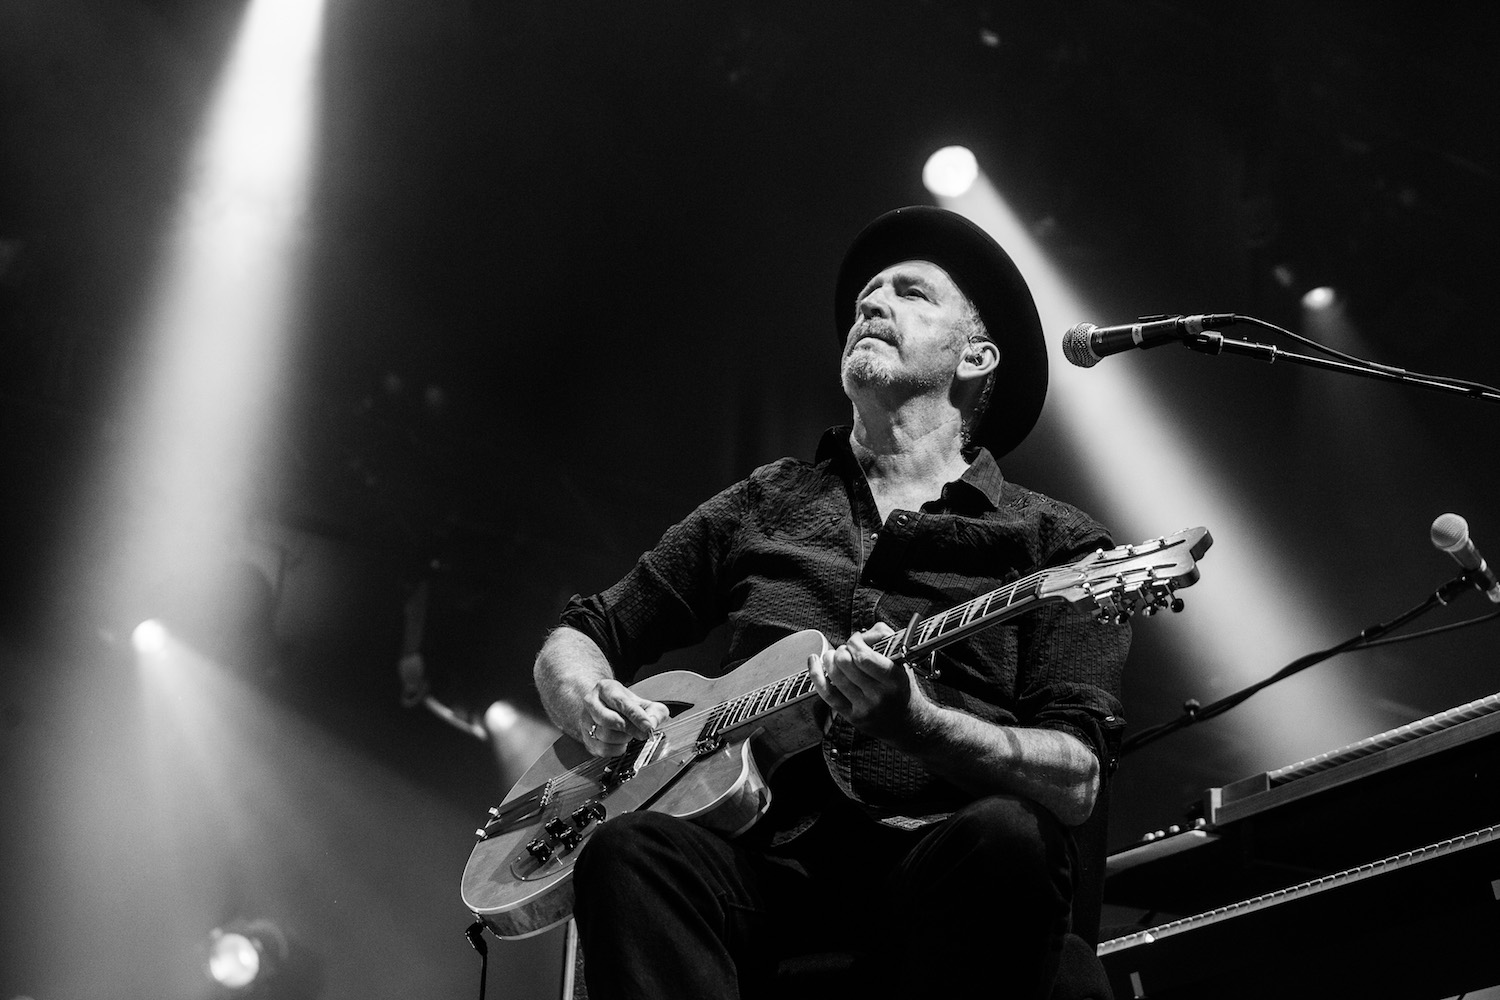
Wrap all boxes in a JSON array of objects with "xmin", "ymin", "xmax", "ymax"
[{"xmin": 1170, "ymin": 597, "xmax": 1185, "ymax": 613}]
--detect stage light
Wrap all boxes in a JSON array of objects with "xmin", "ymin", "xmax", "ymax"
[
  {"xmin": 209, "ymin": 931, "xmax": 261, "ymax": 988},
  {"xmin": 132, "ymin": 618, "xmax": 170, "ymax": 655},
  {"xmin": 923, "ymin": 146, "xmax": 979, "ymax": 198},
  {"xmin": 1301, "ymin": 285, "xmax": 1337, "ymax": 310},
  {"xmin": 206, "ymin": 919, "xmax": 287, "ymax": 990},
  {"xmin": 485, "ymin": 700, "xmax": 520, "ymax": 733}
]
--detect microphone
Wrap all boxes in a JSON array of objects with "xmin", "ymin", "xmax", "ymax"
[
  {"xmin": 1062, "ymin": 314, "xmax": 1237, "ymax": 368},
  {"xmin": 1430, "ymin": 513, "xmax": 1500, "ymax": 603}
]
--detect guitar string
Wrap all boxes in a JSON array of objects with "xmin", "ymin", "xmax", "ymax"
[
  {"xmin": 540, "ymin": 541, "xmax": 1184, "ymax": 802},
  {"xmin": 653, "ymin": 567, "xmax": 1046, "ymax": 739},
  {"xmin": 540, "ymin": 566, "xmax": 1056, "ymax": 796}
]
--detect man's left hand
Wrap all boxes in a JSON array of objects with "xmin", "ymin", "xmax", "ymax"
[{"xmin": 807, "ymin": 622, "xmax": 932, "ymax": 741}]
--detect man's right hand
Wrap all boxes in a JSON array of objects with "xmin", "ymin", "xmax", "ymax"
[{"xmin": 579, "ymin": 678, "xmax": 670, "ymax": 757}]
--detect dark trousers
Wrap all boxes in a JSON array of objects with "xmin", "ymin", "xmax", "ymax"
[{"xmin": 572, "ymin": 794, "xmax": 1076, "ymax": 1000}]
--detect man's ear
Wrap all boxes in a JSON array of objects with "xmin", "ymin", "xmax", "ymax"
[{"xmin": 957, "ymin": 339, "xmax": 1000, "ymax": 384}]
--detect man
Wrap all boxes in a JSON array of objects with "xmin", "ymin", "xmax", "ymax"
[{"xmin": 533, "ymin": 206, "xmax": 1129, "ymax": 999}]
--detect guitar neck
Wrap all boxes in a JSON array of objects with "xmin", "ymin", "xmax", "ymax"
[
  {"xmin": 701, "ymin": 571, "xmax": 1056, "ymax": 739},
  {"xmin": 875, "ymin": 570, "xmax": 1054, "ymax": 663}
]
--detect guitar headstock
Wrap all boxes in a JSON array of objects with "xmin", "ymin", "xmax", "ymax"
[{"xmin": 1040, "ymin": 527, "xmax": 1213, "ymax": 624}]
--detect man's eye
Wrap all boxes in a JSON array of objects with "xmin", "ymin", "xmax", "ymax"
[{"xmin": 905, "ymin": 288, "xmax": 928, "ymax": 299}]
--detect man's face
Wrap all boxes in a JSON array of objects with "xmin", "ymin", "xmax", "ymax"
[{"xmin": 841, "ymin": 259, "xmax": 972, "ymax": 397}]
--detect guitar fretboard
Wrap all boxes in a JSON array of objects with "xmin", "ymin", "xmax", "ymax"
[
  {"xmin": 699, "ymin": 571, "xmax": 1053, "ymax": 740},
  {"xmin": 894, "ymin": 572, "xmax": 1047, "ymax": 658}
]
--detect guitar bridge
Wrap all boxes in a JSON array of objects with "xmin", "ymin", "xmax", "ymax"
[{"xmin": 600, "ymin": 731, "xmax": 664, "ymax": 790}]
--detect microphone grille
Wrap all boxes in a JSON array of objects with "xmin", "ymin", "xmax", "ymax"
[
  {"xmin": 1430, "ymin": 512, "xmax": 1469, "ymax": 552},
  {"xmin": 1061, "ymin": 323, "xmax": 1100, "ymax": 368}
]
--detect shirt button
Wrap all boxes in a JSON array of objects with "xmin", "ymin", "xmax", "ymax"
[
  {"xmin": 895, "ymin": 513, "xmax": 910, "ymax": 526},
  {"xmin": 869, "ymin": 531, "xmax": 879, "ymax": 542},
  {"xmin": 828, "ymin": 748, "xmax": 841, "ymax": 759}
]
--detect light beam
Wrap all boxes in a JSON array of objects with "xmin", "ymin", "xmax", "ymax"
[{"xmin": 936, "ymin": 169, "xmax": 1386, "ymax": 763}]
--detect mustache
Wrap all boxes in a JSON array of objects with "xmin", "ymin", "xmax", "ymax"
[{"xmin": 847, "ymin": 317, "xmax": 897, "ymax": 350}]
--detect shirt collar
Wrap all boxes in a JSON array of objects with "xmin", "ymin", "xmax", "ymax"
[{"xmin": 815, "ymin": 426, "xmax": 1004, "ymax": 513}]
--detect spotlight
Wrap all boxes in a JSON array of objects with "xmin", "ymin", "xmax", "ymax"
[
  {"xmin": 131, "ymin": 618, "xmax": 170, "ymax": 655},
  {"xmin": 206, "ymin": 919, "xmax": 287, "ymax": 991},
  {"xmin": 485, "ymin": 700, "xmax": 520, "ymax": 733},
  {"xmin": 922, "ymin": 146, "xmax": 979, "ymax": 198},
  {"xmin": 1301, "ymin": 285, "xmax": 1337, "ymax": 310}
]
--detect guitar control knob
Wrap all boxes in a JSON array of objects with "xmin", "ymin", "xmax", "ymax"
[
  {"xmin": 544, "ymin": 817, "xmax": 569, "ymax": 839},
  {"xmin": 558, "ymin": 828, "xmax": 585, "ymax": 851},
  {"xmin": 571, "ymin": 801, "xmax": 607, "ymax": 828},
  {"xmin": 526, "ymin": 839, "xmax": 554, "ymax": 863}
]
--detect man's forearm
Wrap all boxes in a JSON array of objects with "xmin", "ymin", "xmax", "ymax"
[
  {"xmin": 533, "ymin": 626, "xmax": 615, "ymax": 739},
  {"xmin": 897, "ymin": 702, "xmax": 1100, "ymax": 827}
]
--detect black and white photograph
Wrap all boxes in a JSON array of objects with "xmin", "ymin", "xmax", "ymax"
[{"xmin": 2, "ymin": 2, "xmax": 1497, "ymax": 998}]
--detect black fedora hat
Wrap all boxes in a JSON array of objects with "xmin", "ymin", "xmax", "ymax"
[{"xmin": 834, "ymin": 206, "xmax": 1047, "ymax": 458}]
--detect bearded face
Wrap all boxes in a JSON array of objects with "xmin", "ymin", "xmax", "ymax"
[{"xmin": 840, "ymin": 261, "xmax": 973, "ymax": 402}]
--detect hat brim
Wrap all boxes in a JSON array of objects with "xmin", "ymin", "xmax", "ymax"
[{"xmin": 834, "ymin": 206, "xmax": 1047, "ymax": 458}]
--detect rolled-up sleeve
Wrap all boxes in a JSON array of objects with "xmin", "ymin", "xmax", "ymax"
[
  {"xmin": 558, "ymin": 481, "xmax": 745, "ymax": 681},
  {"xmin": 1014, "ymin": 586, "xmax": 1130, "ymax": 777}
]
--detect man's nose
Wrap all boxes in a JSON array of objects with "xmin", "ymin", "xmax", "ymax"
[{"xmin": 856, "ymin": 288, "xmax": 892, "ymax": 320}]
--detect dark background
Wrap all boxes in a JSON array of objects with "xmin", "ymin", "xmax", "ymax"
[{"xmin": 3, "ymin": 1, "xmax": 1497, "ymax": 997}]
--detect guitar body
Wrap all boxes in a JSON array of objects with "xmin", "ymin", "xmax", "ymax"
[{"xmin": 460, "ymin": 629, "xmax": 830, "ymax": 939}]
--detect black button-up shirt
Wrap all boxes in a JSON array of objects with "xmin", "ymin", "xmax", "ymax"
[{"xmin": 560, "ymin": 427, "xmax": 1129, "ymax": 834}]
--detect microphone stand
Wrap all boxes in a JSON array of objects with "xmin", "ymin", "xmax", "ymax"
[
  {"xmin": 1177, "ymin": 316, "xmax": 1500, "ymax": 404},
  {"xmin": 1121, "ymin": 572, "xmax": 1489, "ymax": 755}
]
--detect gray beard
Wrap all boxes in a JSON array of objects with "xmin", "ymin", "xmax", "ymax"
[
  {"xmin": 841, "ymin": 318, "xmax": 900, "ymax": 390},
  {"xmin": 840, "ymin": 343, "xmax": 951, "ymax": 398},
  {"xmin": 840, "ymin": 349, "xmax": 891, "ymax": 391}
]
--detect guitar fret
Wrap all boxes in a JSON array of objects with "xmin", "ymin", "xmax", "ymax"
[
  {"xmin": 703, "ymin": 703, "xmax": 727, "ymax": 738},
  {"xmin": 779, "ymin": 675, "xmax": 801, "ymax": 705},
  {"xmin": 941, "ymin": 607, "xmax": 961, "ymax": 634}
]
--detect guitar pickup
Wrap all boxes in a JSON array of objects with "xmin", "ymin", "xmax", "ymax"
[{"xmin": 600, "ymin": 732, "xmax": 664, "ymax": 789}]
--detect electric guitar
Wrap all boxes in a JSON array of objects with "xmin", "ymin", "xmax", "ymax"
[{"xmin": 461, "ymin": 526, "xmax": 1212, "ymax": 938}]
